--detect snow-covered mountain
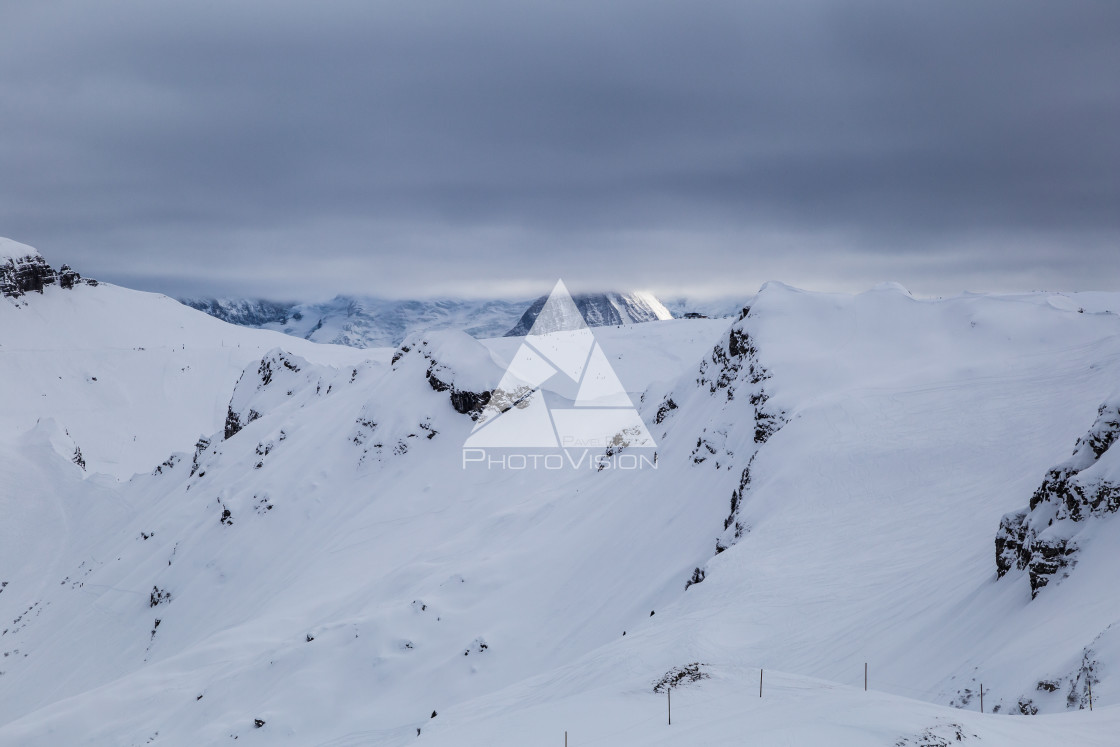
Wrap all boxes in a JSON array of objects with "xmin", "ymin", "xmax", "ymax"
[
  {"xmin": 179, "ymin": 297, "xmax": 297, "ymax": 328},
  {"xmin": 182, "ymin": 291, "xmax": 681, "ymax": 348},
  {"xmin": 4, "ymin": 241, "xmax": 1120, "ymax": 745},
  {"xmin": 504, "ymin": 290, "xmax": 672, "ymax": 336},
  {"xmin": 178, "ymin": 296, "xmax": 524, "ymax": 348}
]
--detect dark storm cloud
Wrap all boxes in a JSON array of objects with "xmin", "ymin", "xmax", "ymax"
[{"xmin": 1, "ymin": 0, "xmax": 1117, "ymax": 298}]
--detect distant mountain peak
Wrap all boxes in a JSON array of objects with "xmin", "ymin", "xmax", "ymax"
[
  {"xmin": 178, "ymin": 290, "xmax": 676, "ymax": 348},
  {"xmin": 504, "ymin": 290, "xmax": 671, "ymax": 336}
]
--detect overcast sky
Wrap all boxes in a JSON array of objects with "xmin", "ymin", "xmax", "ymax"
[{"xmin": 1, "ymin": 0, "xmax": 1117, "ymax": 300}]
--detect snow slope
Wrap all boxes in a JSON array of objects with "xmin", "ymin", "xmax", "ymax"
[
  {"xmin": 0, "ymin": 281, "xmax": 378, "ymax": 479},
  {"xmin": 3, "ymin": 255, "xmax": 1120, "ymax": 745}
]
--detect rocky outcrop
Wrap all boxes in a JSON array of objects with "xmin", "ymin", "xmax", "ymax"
[
  {"xmin": 224, "ymin": 350, "xmax": 327, "ymax": 440},
  {"xmin": 1, "ymin": 254, "xmax": 95, "ymax": 298},
  {"xmin": 392, "ymin": 334, "xmax": 503, "ymax": 420},
  {"xmin": 687, "ymin": 306, "xmax": 788, "ymax": 553},
  {"xmin": 996, "ymin": 400, "xmax": 1120, "ymax": 597}
]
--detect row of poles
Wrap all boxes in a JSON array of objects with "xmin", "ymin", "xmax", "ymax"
[
  {"xmin": 658, "ymin": 663, "xmax": 1095, "ymax": 728},
  {"xmin": 558, "ymin": 665, "xmax": 1098, "ymax": 744}
]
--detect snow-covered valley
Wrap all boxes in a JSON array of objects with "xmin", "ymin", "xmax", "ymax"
[{"xmin": 3, "ymin": 241, "xmax": 1120, "ymax": 746}]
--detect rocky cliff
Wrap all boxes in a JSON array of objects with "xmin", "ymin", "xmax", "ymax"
[
  {"xmin": 996, "ymin": 399, "xmax": 1120, "ymax": 596},
  {"xmin": 1, "ymin": 237, "xmax": 95, "ymax": 299}
]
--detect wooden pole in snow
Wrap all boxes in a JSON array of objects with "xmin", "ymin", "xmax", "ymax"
[
  {"xmin": 760, "ymin": 669, "xmax": 763, "ymax": 698},
  {"xmin": 980, "ymin": 684, "xmax": 984, "ymax": 714},
  {"xmin": 1088, "ymin": 679, "xmax": 1093, "ymax": 711},
  {"xmin": 565, "ymin": 731, "xmax": 568, "ymax": 746},
  {"xmin": 667, "ymin": 688, "xmax": 671, "ymax": 725},
  {"xmin": 864, "ymin": 663, "xmax": 867, "ymax": 692}
]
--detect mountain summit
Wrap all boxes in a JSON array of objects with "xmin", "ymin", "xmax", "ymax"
[{"xmin": 504, "ymin": 290, "xmax": 671, "ymax": 336}]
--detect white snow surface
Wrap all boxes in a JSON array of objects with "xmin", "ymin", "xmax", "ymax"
[
  {"xmin": 0, "ymin": 237, "xmax": 42, "ymax": 261},
  {"xmin": 2, "ymin": 258, "xmax": 1120, "ymax": 745},
  {"xmin": 0, "ymin": 282, "xmax": 378, "ymax": 479}
]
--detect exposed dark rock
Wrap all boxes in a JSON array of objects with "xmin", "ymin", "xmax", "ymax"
[
  {"xmin": 223, "ymin": 407, "xmax": 260, "ymax": 440},
  {"xmin": 224, "ymin": 407, "xmax": 242, "ymax": 440},
  {"xmin": 654, "ymin": 396, "xmax": 678, "ymax": 425},
  {"xmin": 1, "ymin": 253, "xmax": 55, "ymax": 297},
  {"xmin": 398, "ymin": 341, "xmax": 496, "ymax": 420},
  {"xmin": 652, "ymin": 663, "xmax": 709, "ymax": 693},
  {"xmin": 995, "ymin": 401, "xmax": 1120, "ymax": 596},
  {"xmin": 58, "ymin": 265, "xmax": 82, "ymax": 289},
  {"xmin": 1, "ymin": 251, "xmax": 94, "ymax": 298},
  {"xmin": 685, "ymin": 567, "xmax": 706, "ymax": 589},
  {"xmin": 449, "ymin": 388, "xmax": 491, "ymax": 416},
  {"xmin": 694, "ymin": 319, "xmax": 787, "ymax": 555},
  {"xmin": 190, "ymin": 437, "xmax": 211, "ymax": 476},
  {"xmin": 258, "ymin": 354, "xmax": 300, "ymax": 387}
]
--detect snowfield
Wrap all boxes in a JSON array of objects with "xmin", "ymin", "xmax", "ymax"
[{"xmin": 2, "ymin": 245, "xmax": 1119, "ymax": 745}]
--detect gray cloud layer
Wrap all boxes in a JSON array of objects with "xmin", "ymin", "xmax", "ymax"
[{"xmin": 1, "ymin": 0, "xmax": 1117, "ymax": 299}]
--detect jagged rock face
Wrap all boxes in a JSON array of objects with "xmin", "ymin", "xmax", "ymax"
[
  {"xmin": 181, "ymin": 297, "xmax": 297, "ymax": 327},
  {"xmin": 996, "ymin": 401, "xmax": 1120, "ymax": 597},
  {"xmin": 0, "ymin": 252, "xmax": 56, "ymax": 297},
  {"xmin": 505, "ymin": 291, "xmax": 671, "ymax": 336},
  {"xmin": 394, "ymin": 339, "xmax": 495, "ymax": 420},
  {"xmin": 681, "ymin": 305, "xmax": 788, "ymax": 552},
  {"xmin": 1, "ymin": 240, "xmax": 95, "ymax": 298},
  {"xmin": 224, "ymin": 349, "xmax": 322, "ymax": 440}
]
